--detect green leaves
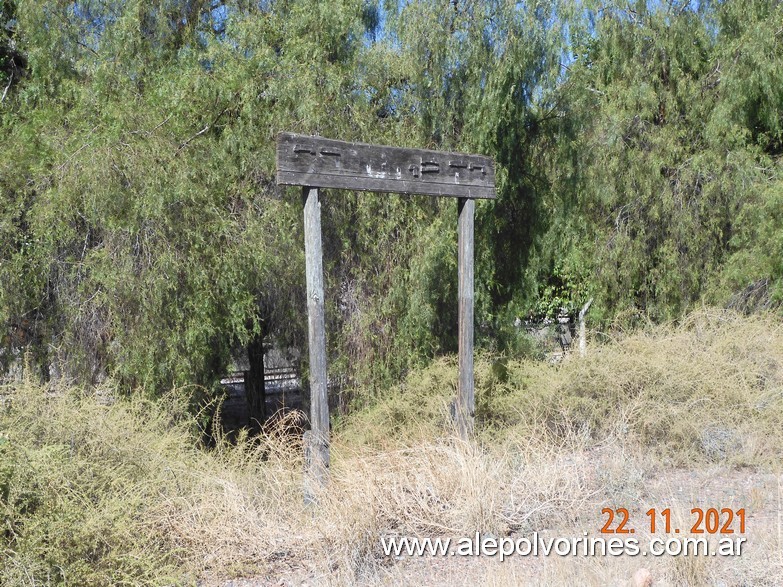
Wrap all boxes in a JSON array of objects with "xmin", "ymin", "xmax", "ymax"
[
  {"xmin": 542, "ymin": 1, "xmax": 783, "ymax": 322},
  {"xmin": 2, "ymin": 0, "xmax": 783, "ymax": 397}
]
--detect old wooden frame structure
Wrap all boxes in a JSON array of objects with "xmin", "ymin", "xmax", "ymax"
[{"xmin": 276, "ymin": 132, "xmax": 496, "ymax": 492}]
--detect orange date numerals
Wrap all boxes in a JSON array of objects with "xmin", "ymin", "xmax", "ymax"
[
  {"xmin": 600, "ymin": 507, "xmax": 631, "ymax": 534},
  {"xmin": 644, "ymin": 508, "xmax": 746, "ymax": 534},
  {"xmin": 690, "ymin": 508, "xmax": 745, "ymax": 534},
  {"xmin": 646, "ymin": 508, "xmax": 672, "ymax": 533}
]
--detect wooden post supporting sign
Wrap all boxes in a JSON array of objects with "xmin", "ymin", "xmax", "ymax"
[
  {"xmin": 302, "ymin": 186, "xmax": 329, "ymax": 501},
  {"xmin": 456, "ymin": 197, "xmax": 475, "ymax": 438},
  {"xmin": 276, "ymin": 133, "xmax": 496, "ymax": 494}
]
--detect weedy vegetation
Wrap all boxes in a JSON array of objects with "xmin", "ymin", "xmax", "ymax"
[
  {"xmin": 3, "ymin": 0, "xmax": 783, "ymax": 584},
  {"xmin": 2, "ymin": 310, "xmax": 782, "ymax": 585}
]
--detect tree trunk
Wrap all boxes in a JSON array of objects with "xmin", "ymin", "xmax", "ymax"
[
  {"xmin": 246, "ymin": 334, "xmax": 266, "ymax": 432},
  {"xmin": 578, "ymin": 298, "xmax": 593, "ymax": 358}
]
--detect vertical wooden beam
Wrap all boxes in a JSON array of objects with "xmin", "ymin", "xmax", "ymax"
[
  {"xmin": 302, "ymin": 186, "xmax": 329, "ymax": 499},
  {"xmin": 456, "ymin": 197, "xmax": 475, "ymax": 439}
]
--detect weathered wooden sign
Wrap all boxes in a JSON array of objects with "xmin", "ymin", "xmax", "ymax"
[
  {"xmin": 276, "ymin": 132, "xmax": 496, "ymax": 501},
  {"xmin": 277, "ymin": 132, "xmax": 496, "ymax": 200}
]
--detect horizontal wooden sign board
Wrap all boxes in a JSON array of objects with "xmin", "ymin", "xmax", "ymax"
[{"xmin": 276, "ymin": 132, "xmax": 496, "ymax": 199}]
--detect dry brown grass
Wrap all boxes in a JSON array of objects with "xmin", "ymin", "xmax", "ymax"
[
  {"xmin": 2, "ymin": 309, "xmax": 783, "ymax": 585},
  {"xmin": 345, "ymin": 309, "xmax": 783, "ymax": 465}
]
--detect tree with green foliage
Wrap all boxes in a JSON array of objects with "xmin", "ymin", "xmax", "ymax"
[
  {"xmin": 2, "ymin": 0, "xmax": 782, "ymax": 407},
  {"xmin": 534, "ymin": 0, "xmax": 783, "ymax": 323}
]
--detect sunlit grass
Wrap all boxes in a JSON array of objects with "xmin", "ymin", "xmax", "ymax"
[{"xmin": 2, "ymin": 309, "xmax": 782, "ymax": 585}]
